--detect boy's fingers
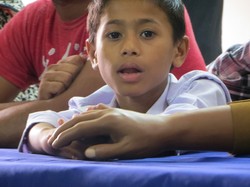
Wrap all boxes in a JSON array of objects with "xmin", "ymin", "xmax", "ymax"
[{"xmin": 86, "ymin": 103, "xmax": 110, "ymax": 111}]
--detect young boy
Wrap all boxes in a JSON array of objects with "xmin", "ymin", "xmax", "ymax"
[{"xmin": 18, "ymin": 0, "xmax": 231, "ymax": 159}]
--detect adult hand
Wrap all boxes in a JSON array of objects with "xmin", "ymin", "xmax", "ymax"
[
  {"xmin": 54, "ymin": 140, "xmax": 89, "ymax": 160},
  {"xmin": 48, "ymin": 104, "xmax": 170, "ymax": 160},
  {"xmin": 38, "ymin": 55, "xmax": 87, "ymax": 100}
]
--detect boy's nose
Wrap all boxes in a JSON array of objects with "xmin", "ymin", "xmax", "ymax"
[
  {"xmin": 121, "ymin": 37, "xmax": 140, "ymax": 56},
  {"xmin": 122, "ymin": 50, "xmax": 138, "ymax": 56}
]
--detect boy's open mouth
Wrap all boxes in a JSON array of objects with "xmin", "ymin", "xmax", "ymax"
[{"xmin": 118, "ymin": 67, "xmax": 142, "ymax": 74}]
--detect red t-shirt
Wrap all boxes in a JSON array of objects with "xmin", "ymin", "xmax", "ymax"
[
  {"xmin": 171, "ymin": 7, "xmax": 206, "ymax": 78},
  {"xmin": 0, "ymin": 0, "xmax": 205, "ymax": 90},
  {"xmin": 0, "ymin": 0, "xmax": 89, "ymax": 89}
]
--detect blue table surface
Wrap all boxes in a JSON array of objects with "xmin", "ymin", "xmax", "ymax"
[{"xmin": 0, "ymin": 149, "xmax": 250, "ymax": 187}]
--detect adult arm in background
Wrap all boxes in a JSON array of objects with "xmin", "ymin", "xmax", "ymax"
[
  {"xmin": 49, "ymin": 102, "xmax": 240, "ymax": 160},
  {"xmin": 0, "ymin": 55, "xmax": 86, "ymax": 109},
  {"xmin": 0, "ymin": 77, "xmax": 21, "ymax": 103},
  {"xmin": 0, "ymin": 60, "xmax": 105, "ymax": 148}
]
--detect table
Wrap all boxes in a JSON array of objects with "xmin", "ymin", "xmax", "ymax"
[{"xmin": 0, "ymin": 149, "xmax": 250, "ymax": 187}]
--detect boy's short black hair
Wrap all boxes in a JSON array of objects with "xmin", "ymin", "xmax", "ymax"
[{"xmin": 87, "ymin": 0, "xmax": 185, "ymax": 44}]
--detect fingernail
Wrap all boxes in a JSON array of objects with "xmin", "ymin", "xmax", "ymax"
[
  {"xmin": 85, "ymin": 148, "xmax": 96, "ymax": 159},
  {"xmin": 58, "ymin": 119, "xmax": 64, "ymax": 125}
]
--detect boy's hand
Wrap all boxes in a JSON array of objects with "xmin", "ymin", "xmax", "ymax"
[
  {"xmin": 39, "ymin": 55, "xmax": 87, "ymax": 100},
  {"xmin": 28, "ymin": 123, "xmax": 87, "ymax": 159},
  {"xmin": 48, "ymin": 104, "xmax": 169, "ymax": 160},
  {"xmin": 28, "ymin": 124, "xmax": 56, "ymax": 154}
]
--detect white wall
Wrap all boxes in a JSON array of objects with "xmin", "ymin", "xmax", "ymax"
[
  {"xmin": 222, "ymin": 0, "xmax": 250, "ymax": 51},
  {"xmin": 22, "ymin": 0, "xmax": 36, "ymax": 6}
]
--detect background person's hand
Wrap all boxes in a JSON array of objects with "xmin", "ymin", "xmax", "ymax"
[
  {"xmin": 48, "ymin": 104, "xmax": 171, "ymax": 160},
  {"xmin": 38, "ymin": 55, "xmax": 87, "ymax": 100}
]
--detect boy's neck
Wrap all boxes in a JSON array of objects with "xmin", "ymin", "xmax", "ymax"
[
  {"xmin": 115, "ymin": 81, "xmax": 167, "ymax": 113},
  {"xmin": 53, "ymin": 0, "xmax": 90, "ymax": 21},
  {"xmin": 116, "ymin": 93, "xmax": 162, "ymax": 113}
]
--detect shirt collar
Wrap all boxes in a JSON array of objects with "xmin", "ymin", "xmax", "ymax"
[{"xmin": 108, "ymin": 77, "xmax": 170, "ymax": 114}]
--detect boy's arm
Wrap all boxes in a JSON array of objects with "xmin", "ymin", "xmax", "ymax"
[{"xmin": 22, "ymin": 122, "xmax": 87, "ymax": 159}]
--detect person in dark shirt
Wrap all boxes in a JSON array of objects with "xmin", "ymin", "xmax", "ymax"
[{"xmin": 183, "ymin": 0, "xmax": 224, "ymax": 64}]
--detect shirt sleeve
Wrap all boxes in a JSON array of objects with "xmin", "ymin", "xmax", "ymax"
[
  {"xmin": 230, "ymin": 100, "xmax": 250, "ymax": 155},
  {"xmin": 163, "ymin": 71, "xmax": 231, "ymax": 115}
]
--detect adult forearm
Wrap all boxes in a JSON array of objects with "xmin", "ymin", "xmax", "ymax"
[
  {"xmin": 163, "ymin": 105, "xmax": 234, "ymax": 152},
  {"xmin": 0, "ymin": 100, "xmax": 55, "ymax": 148},
  {"xmin": 0, "ymin": 77, "xmax": 20, "ymax": 103},
  {"xmin": 0, "ymin": 101, "xmax": 30, "ymax": 111}
]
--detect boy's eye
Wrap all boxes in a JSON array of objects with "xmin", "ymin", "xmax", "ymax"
[
  {"xmin": 108, "ymin": 32, "xmax": 121, "ymax": 39},
  {"xmin": 141, "ymin": 31, "xmax": 155, "ymax": 39}
]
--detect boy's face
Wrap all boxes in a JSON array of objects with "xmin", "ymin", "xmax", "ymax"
[{"xmin": 88, "ymin": 0, "xmax": 187, "ymax": 103}]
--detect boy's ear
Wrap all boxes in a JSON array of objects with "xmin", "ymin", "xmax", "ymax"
[
  {"xmin": 85, "ymin": 39, "xmax": 99, "ymax": 70},
  {"xmin": 172, "ymin": 36, "xmax": 189, "ymax": 68}
]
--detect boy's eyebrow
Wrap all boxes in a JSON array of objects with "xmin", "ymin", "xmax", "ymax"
[
  {"xmin": 105, "ymin": 18, "xmax": 159, "ymax": 26},
  {"xmin": 137, "ymin": 18, "xmax": 159, "ymax": 25},
  {"xmin": 106, "ymin": 19, "xmax": 123, "ymax": 26}
]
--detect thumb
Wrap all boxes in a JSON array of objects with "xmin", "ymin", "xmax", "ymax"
[
  {"xmin": 85, "ymin": 143, "xmax": 123, "ymax": 160},
  {"xmin": 79, "ymin": 53, "xmax": 88, "ymax": 63}
]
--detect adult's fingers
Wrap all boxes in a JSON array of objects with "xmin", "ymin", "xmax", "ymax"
[
  {"xmin": 40, "ymin": 55, "xmax": 86, "ymax": 80},
  {"xmin": 58, "ymin": 54, "xmax": 87, "ymax": 66},
  {"xmin": 48, "ymin": 110, "xmax": 109, "ymax": 146},
  {"xmin": 38, "ymin": 55, "xmax": 87, "ymax": 100},
  {"xmin": 51, "ymin": 121, "xmax": 107, "ymax": 148},
  {"xmin": 55, "ymin": 140, "xmax": 86, "ymax": 160},
  {"xmin": 39, "ymin": 72, "xmax": 71, "ymax": 100},
  {"xmin": 84, "ymin": 141, "xmax": 131, "ymax": 161}
]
